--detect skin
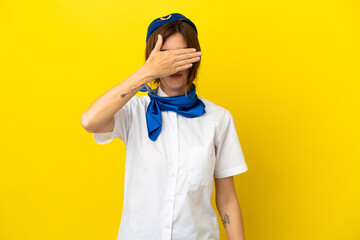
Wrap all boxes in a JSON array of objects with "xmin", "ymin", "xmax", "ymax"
[
  {"xmin": 158, "ymin": 32, "xmax": 193, "ymax": 97},
  {"xmin": 215, "ymin": 176, "xmax": 246, "ymax": 239}
]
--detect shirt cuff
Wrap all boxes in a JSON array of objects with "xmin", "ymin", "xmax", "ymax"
[
  {"xmin": 94, "ymin": 131, "xmax": 116, "ymax": 144},
  {"xmin": 213, "ymin": 163, "xmax": 248, "ymax": 178}
]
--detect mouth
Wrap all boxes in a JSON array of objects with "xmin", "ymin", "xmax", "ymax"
[{"xmin": 169, "ymin": 73, "xmax": 183, "ymax": 78}]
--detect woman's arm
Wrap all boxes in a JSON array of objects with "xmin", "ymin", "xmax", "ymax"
[
  {"xmin": 80, "ymin": 64, "xmax": 153, "ymax": 133},
  {"xmin": 81, "ymin": 34, "xmax": 201, "ymax": 133},
  {"xmin": 81, "ymin": 65, "xmax": 153, "ymax": 133},
  {"xmin": 215, "ymin": 176, "xmax": 246, "ymax": 240}
]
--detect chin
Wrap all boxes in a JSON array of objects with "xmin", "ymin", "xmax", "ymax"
[{"xmin": 164, "ymin": 77, "xmax": 187, "ymax": 87}]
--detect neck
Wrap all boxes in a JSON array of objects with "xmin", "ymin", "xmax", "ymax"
[{"xmin": 160, "ymin": 84, "xmax": 186, "ymax": 97}]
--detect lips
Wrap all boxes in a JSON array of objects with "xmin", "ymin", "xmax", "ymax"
[{"xmin": 170, "ymin": 73, "xmax": 182, "ymax": 77}]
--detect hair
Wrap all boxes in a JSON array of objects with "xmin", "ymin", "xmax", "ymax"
[{"xmin": 145, "ymin": 20, "xmax": 201, "ymax": 96}]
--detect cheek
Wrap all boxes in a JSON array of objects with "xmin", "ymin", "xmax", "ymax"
[{"xmin": 182, "ymin": 69, "xmax": 190, "ymax": 77}]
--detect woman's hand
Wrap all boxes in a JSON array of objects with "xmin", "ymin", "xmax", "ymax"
[{"xmin": 144, "ymin": 34, "xmax": 202, "ymax": 80}]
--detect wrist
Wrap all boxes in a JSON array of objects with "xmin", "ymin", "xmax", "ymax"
[{"xmin": 141, "ymin": 63, "xmax": 156, "ymax": 82}]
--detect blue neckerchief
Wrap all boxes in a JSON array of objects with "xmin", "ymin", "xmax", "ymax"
[
  {"xmin": 141, "ymin": 83, "xmax": 206, "ymax": 141},
  {"xmin": 139, "ymin": 85, "xmax": 150, "ymax": 92}
]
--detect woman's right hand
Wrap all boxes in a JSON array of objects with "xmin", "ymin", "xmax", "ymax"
[{"xmin": 144, "ymin": 34, "xmax": 202, "ymax": 80}]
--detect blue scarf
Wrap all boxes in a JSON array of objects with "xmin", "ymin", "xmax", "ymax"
[{"xmin": 140, "ymin": 83, "xmax": 206, "ymax": 141}]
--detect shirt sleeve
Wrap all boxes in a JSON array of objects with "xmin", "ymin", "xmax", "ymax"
[
  {"xmin": 93, "ymin": 96, "xmax": 139, "ymax": 145},
  {"xmin": 213, "ymin": 110, "xmax": 248, "ymax": 178}
]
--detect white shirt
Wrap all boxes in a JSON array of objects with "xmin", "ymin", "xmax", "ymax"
[{"xmin": 94, "ymin": 85, "xmax": 248, "ymax": 240}]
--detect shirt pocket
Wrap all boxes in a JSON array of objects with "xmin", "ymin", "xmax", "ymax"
[{"xmin": 186, "ymin": 144, "xmax": 216, "ymax": 186}]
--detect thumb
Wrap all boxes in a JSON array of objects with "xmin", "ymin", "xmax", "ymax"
[{"xmin": 154, "ymin": 34, "xmax": 163, "ymax": 52}]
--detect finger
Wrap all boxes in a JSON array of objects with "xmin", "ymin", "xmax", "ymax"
[
  {"xmin": 154, "ymin": 34, "xmax": 163, "ymax": 52},
  {"xmin": 174, "ymin": 51, "xmax": 202, "ymax": 61},
  {"xmin": 175, "ymin": 63, "xmax": 193, "ymax": 72},
  {"xmin": 174, "ymin": 56, "xmax": 201, "ymax": 67},
  {"xmin": 171, "ymin": 48, "xmax": 198, "ymax": 55}
]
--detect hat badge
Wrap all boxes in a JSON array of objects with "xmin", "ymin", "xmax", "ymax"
[{"xmin": 160, "ymin": 14, "xmax": 171, "ymax": 20}]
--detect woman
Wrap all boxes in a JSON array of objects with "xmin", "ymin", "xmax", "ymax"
[{"xmin": 81, "ymin": 13, "xmax": 248, "ymax": 240}]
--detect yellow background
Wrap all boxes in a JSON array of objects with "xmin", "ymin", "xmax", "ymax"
[{"xmin": 1, "ymin": 0, "xmax": 359, "ymax": 239}]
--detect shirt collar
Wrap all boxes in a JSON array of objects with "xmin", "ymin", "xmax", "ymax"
[{"xmin": 157, "ymin": 85, "xmax": 169, "ymax": 97}]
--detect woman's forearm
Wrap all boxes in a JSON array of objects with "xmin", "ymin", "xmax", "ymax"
[
  {"xmin": 81, "ymin": 64, "xmax": 153, "ymax": 132},
  {"xmin": 217, "ymin": 198, "xmax": 246, "ymax": 240}
]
